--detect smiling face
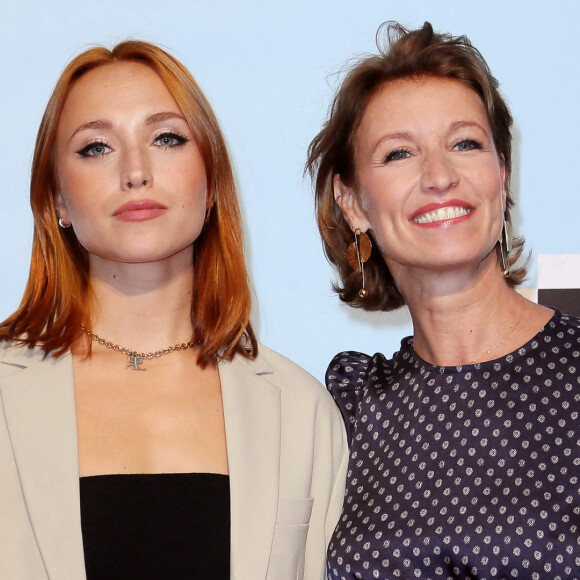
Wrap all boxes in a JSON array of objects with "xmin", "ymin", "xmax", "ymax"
[
  {"xmin": 336, "ymin": 76, "xmax": 505, "ymax": 280},
  {"xmin": 54, "ymin": 61, "xmax": 208, "ymax": 269}
]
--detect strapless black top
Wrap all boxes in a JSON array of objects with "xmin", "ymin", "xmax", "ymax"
[{"xmin": 80, "ymin": 472, "xmax": 230, "ymax": 579}]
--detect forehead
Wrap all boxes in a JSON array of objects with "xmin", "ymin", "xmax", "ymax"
[
  {"xmin": 358, "ymin": 76, "xmax": 490, "ymax": 139},
  {"xmin": 58, "ymin": 61, "xmax": 179, "ymax": 128}
]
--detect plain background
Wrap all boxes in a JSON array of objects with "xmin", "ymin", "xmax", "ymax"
[{"xmin": 0, "ymin": 1, "xmax": 578, "ymax": 381}]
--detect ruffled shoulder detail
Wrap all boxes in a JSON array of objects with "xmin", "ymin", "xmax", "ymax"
[
  {"xmin": 325, "ymin": 351, "xmax": 374, "ymax": 443},
  {"xmin": 553, "ymin": 310, "xmax": 580, "ymax": 330}
]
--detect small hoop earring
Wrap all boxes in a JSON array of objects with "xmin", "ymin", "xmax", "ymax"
[
  {"xmin": 58, "ymin": 218, "xmax": 72, "ymax": 229},
  {"xmin": 347, "ymin": 229, "xmax": 372, "ymax": 298}
]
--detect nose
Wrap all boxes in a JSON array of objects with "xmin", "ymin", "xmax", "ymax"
[
  {"xmin": 120, "ymin": 145, "xmax": 152, "ymax": 191},
  {"xmin": 420, "ymin": 150, "xmax": 458, "ymax": 194}
]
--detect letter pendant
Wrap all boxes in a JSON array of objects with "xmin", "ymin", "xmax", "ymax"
[{"xmin": 127, "ymin": 355, "xmax": 146, "ymax": 371}]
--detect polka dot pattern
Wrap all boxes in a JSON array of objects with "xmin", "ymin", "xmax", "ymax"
[{"xmin": 326, "ymin": 311, "xmax": 580, "ymax": 579}]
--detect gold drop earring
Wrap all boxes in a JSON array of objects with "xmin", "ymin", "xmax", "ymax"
[{"xmin": 347, "ymin": 229, "xmax": 372, "ymax": 298}]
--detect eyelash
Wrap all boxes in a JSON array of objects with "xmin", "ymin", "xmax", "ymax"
[
  {"xmin": 384, "ymin": 148, "xmax": 411, "ymax": 163},
  {"xmin": 154, "ymin": 131, "xmax": 189, "ymax": 148},
  {"xmin": 76, "ymin": 140, "xmax": 111, "ymax": 158},
  {"xmin": 383, "ymin": 138, "xmax": 482, "ymax": 163},
  {"xmin": 75, "ymin": 132, "xmax": 189, "ymax": 159},
  {"xmin": 453, "ymin": 138, "xmax": 482, "ymax": 151}
]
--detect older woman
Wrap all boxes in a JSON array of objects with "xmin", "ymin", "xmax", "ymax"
[
  {"xmin": 0, "ymin": 41, "xmax": 347, "ymax": 580},
  {"xmin": 307, "ymin": 22, "xmax": 580, "ymax": 580}
]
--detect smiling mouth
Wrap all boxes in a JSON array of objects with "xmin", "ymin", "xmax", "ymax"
[{"xmin": 412, "ymin": 206, "xmax": 472, "ymax": 224}]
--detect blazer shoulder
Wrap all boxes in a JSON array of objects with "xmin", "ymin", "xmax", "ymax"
[
  {"xmin": 253, "ymin": 343, "xmax": 334, "ymax": 405},
  {"xmin": 0, "ymin": 340, "xmax": 49, "ymax": 376}
]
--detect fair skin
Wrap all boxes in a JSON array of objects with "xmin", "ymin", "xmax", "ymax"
[
  {"xmin": 54, "ymin": 62, "xmax": 227, "ymax": 477},
  {"xmin": 336, "ymin": 76, "xmax": 552, "ymax": 366}
]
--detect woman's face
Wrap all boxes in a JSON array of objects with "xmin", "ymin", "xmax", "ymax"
[
  {"xmin": 336, "ymin": 76, "xmax": 505, "ymax": 279},
  {"xmin": 54, "ymin": 62, "xmax": 208, "ymax": 268}
]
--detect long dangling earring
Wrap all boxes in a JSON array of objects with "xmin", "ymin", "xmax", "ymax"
[
  {"xmin": 498, "ymin": 186, "xmax": 512, "ymax": 278},
  {"xmin": 347, "ymin": 229, "xmax": 372, "ymax": 298},
  {"xmin": 499, "ymin": 219, "xmax": 512, "ymax": 278}
]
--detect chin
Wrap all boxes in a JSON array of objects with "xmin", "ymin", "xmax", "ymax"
[
  {"xmin": 403, "ymin": 252, "xmax": 486, "ymax": 273},
  {"xmin": 87, "ymin": 245, "xmax": 192, "ymax": 266}
]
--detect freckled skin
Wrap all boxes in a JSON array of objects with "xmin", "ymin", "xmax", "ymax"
[
  {"xmin": 55, "ymin": 63, "xmax": 230, "ymax": 482},
  {"xmin": 54, "ymin": 62, "xmax": 208, "ymax": 270}
]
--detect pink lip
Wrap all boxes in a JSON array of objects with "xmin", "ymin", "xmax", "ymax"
[
  {"xmin": 112, "ymin": 199, "xmax": 167, "ymax": 221},
  {"xmin": 409, "ymin": 198, "xmax": 475, "ymax": 228}
]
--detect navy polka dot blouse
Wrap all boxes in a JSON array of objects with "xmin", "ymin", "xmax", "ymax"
[{"xmin": 326, "ymin": 310, "xmax": 580, "ymax": 579}]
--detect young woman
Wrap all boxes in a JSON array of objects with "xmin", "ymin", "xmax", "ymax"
[
  {"xmin": 308, "ymin": 22, "xmax": 580, "ymax": 579},
  {"xmin": 0, "ymin": 41, "xmax": 347, "ymax": 580}
]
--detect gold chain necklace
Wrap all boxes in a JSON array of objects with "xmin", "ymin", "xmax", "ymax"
[
  {"xmin": 466, "ymin": 296, "xmax": 527, "ymax": 365},
  {"xmin": 81, "ymin": 325, "xmax": 195, "ymax": 371}
]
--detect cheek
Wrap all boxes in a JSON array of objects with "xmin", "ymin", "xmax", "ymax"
[
  {"xmin": 480, "ymin": 171, "xmax": 504, "ymax": 222},
  {"xmin": 58, "ymin": 187, "xmax": 89, "ymax": 221},
  {"xmin": 359, "ymin": 164, "xmax": 411, "ymax": 206},
  {"xmin": 57, "ymin": 165, "xmax": 91, "ymax": 212},
  {"xmin": 359, "ymin": 183, "xmax": 403, "ymax": 232},
  {"xmin": 180, "ymin": 164, "xmax": 208, "ymax": 211}
]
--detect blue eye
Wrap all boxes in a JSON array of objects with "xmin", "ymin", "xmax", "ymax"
[
  {"xmin": 76, "ymin": 141, "xmax": 111, "ymax": 158},
  {"xmin": 385, "ymin": 148, "xmax": 411, "ymax": 163},
  {"xmin": 154, "ymin": 132, "xmax": 188, "ymax": 148},
  {"xmin": 453, "ymin": 139, "xmax": 481, "ymax": 151}
]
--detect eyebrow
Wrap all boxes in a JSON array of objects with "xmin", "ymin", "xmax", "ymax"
[
  {"xmin": 144, "ymin": 112, "xmax": 187, "ymax": 125},
  {"xmin": 68, "ymin": 119, "xmax": 111, "ymax": 142},
  {"xmin": 67, "ymin": 112, "xmax": 187, "ymax": 143},
  {"xmin": 448, "ymin": 120, "xmax": 488, "ymax": 134},
  {"xmin": 370, "ymin": 131, "xmax": 415, "ymax": 156}
]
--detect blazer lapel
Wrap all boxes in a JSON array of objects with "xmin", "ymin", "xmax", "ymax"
[
  {"xmin": 0, "ymin": 348, "xmax": 86, "ymax": 579},
  {"xmin": 220, "ymin": 354, "xmax": 281, "ymax": 580}
]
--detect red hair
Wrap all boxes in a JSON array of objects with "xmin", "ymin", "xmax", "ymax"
[{"xmin": 0, "ymin": 41, "xmax": 257, "ymax": 367}]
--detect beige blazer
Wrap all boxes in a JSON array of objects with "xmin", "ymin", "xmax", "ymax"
[{"xmin": 0, "ymin": 342, "xmax": 347, "ymax": 580}]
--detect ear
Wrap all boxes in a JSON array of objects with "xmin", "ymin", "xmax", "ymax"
[
  {"xmin": 333, "ymin": 174, "xmax": 371, "ymax": 233},
  {"xmin": 55, "ymin": 191, "xmax": 71, "ymax": 226}
]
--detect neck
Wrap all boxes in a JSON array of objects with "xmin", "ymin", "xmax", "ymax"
[
  {"xmin": 392, "ymin": 255, "xmax": 526, "ymax": 366},
  {"xmin": 84, "ymin": 253, "xmax": 195, "ymax": 352}
]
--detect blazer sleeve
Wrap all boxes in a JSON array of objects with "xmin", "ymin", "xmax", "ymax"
[
  {"xmin": 255, "ymin": 345, "xmax": 348, "ymax": 580},
  {"xmin": 303, "ymin": 387, "xmax": 348, "ymax": 580}
]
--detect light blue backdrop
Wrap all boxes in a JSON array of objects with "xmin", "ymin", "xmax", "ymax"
[{"xmin": 1, "ymin": 1, "xmax": 578, "ymax": 381}]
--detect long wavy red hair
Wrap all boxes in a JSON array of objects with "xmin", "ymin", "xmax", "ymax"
[{"xmin": 0, "ymin": 40, "xmax": 257, "ymax": 367}]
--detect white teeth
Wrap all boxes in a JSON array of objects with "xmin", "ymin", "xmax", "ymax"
[{"xmin": 413, "ymin": 206, "xmax": 471, "ymax": 224}]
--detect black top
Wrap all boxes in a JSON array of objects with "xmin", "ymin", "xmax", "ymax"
[
  {"xmin": 80, "ymin": 472, "xmax": 230, "ymax": 580},
  {"xmin": 326, "ymin": 310, "xmax": 580, "ymax": 579}
]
